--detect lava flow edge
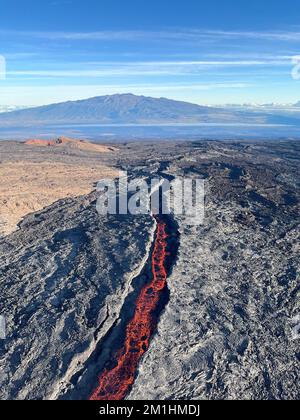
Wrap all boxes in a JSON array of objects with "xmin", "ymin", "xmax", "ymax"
[{"xmin": 89, "ymin": 214, "xmax": 178, "ymax": 400}]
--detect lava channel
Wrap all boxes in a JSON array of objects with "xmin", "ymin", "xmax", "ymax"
[{"xmin": 90, "ymin": 215, "xmax": 170, "ymax": 400}]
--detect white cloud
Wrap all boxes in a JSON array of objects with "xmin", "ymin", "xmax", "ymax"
[
  {"xmin": 205, "ymin": 29, "xmax": 300, "ymax": 42},
  {"xmin": 6, "ymin": 58, "xmax": 291, "ymax": 79},
  {"xmin": 2, "ymin": 28, "xmax": 300, "ymax": 43},
  {"xmin": 0, "ymin": 55, "xmax": 6, "ymax": 80}
]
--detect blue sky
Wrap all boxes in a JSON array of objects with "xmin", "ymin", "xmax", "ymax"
[{"xmin": 0, "ymin": 0, "xmax": 300, "ymax": 106}]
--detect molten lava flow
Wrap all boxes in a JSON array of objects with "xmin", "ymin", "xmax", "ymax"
[{"xmin": 90, "ymin": 216, "xmax": 169, "ymax": 400}]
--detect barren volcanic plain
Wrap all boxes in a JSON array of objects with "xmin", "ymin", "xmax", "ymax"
[
  {"xmin": 0, "ymin": 138, "xmax": 299, "ymax": 400},
  {"xmin": 0, "ymin": 137, "xmax": 118, "ymax": 236}
]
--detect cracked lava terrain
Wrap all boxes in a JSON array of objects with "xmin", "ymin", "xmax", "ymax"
[
  {"xmin": 90, "ymin": 216, "xmax": 169, "ymax": 400},
  {"xmin": 1, "ymin": 140, "xmax": 299, "ymax": 401}
]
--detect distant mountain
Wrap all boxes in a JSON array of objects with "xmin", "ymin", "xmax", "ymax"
[
  {"xmin": 0, "ymin": 94, "xmax": 299, "ymax": 126},
  {"xmin": 0, "ymin": 105, "xmax": 28, "ymax": 114}
]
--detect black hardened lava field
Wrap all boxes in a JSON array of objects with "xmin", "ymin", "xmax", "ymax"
[{"xmin": 0, "ymin": 139, "xmax": 299, "ymax": 400}]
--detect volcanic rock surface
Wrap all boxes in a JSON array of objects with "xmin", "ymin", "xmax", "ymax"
[
  {"xmin": 0, "ymin": 191, "xmax": 154, "ymax": 400},
  {"xmin": 0, "ymin": 139, "xmax": 299, "ymax": 400},
  {"xmin": 127, "ymin": 141, "xmax": 300, "ymax": 400}
]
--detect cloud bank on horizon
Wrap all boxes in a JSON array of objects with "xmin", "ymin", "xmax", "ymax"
[{"xmin": 0, "ymin": 0, "xmax": 299, "ymax": 106}]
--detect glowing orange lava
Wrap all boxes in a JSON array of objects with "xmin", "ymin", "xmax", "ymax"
[{"xmin": 90, "ymin": 217, "xmax": 168, "ymax": 400}]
